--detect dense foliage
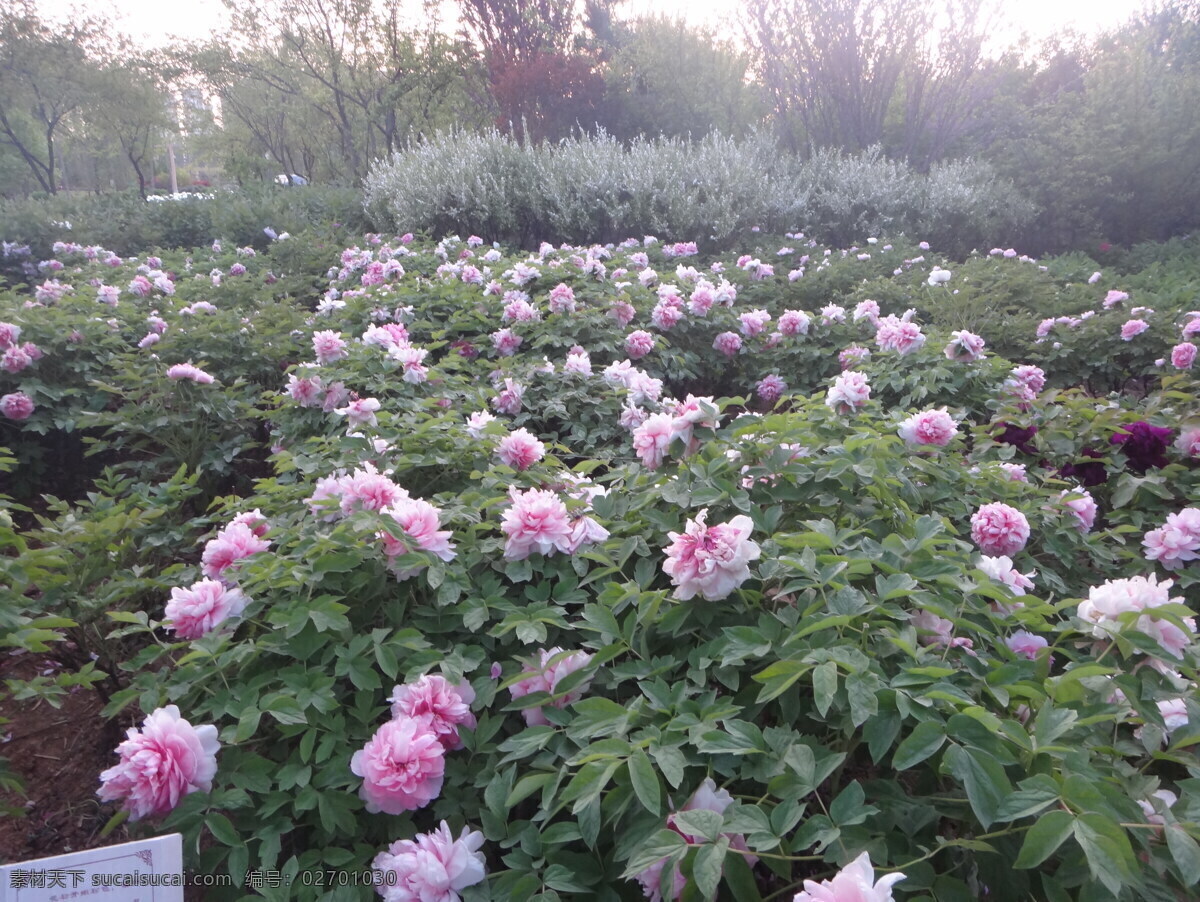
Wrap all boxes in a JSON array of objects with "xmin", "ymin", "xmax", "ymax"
[{"xmin": 2, "ymin": 220, "xmax": 1200, "ymax": 902}]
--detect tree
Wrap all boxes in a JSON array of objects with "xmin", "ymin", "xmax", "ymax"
[
  {"xmin": 89, "ymin": 56, "xmax": 178, "ymax": 198},
  {"xmin": 742, "ymin": 0, "xmax": 992, "ymax": 165},
  {"xmin": 0, "ymin": 1, "xmax": 104, "ymax": 194}
]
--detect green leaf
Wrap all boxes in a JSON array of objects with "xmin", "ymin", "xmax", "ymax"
[
  {"xmin": 673, "ymin": 809, "xmax": 723, "ymax": 843},
  {"xmin": 1072, "ymin": 813, "xmax": 1137, "ymax": 895},
  {"xmin": 996, "ymin": 785, "xmax": 1060, "ymax": 822},
  {"xmin": 1166, "ymin": 824, "xmax": 1200, "ymax": 886},
  {"xmin": 722, "ymin": 848, "xmax": 763, "ymax": 902},
  {"xmin": 893, "ymin": 721, "xmax": 946, "ymax": 770},
  {"xmin": 233, "ymin": 707, "xmax": 261, "ymax": 743},
  {"xmin": 628, "ymin": 747, "xmax": 661, "ymax": 815},
  {"xmin": 692, "ymin": 837, "xmax": 729, "ymax": 900},
  {"xmin": 812, "ymin": 661, "xmax": 837, "ymax": 717},
  {"xmin": 944, "ymin": 744, "xmax": 1012, "ymax": 830},
  {"xmin": 312, "ymin": 552, "xmax": 361, "ymax": 573},
  {"xmin": 206, "ymin": 812, "xmax": 239, "ymax": 846},
  {"xmin": 506, "ymin": 772, "xmax": 555, "ymax": 808},
  {"xmin": 845, "ymin": 672, "xmax": 879, "ymax": 726},
  {"xmin": 829, "ymin": 781, "xmax": 877, "ymax": 827},
  {"xmin": 753, "ymin": 658, "xmax": 807, "ymax": 703},
  {"xmin": 1014, "ymin": 810, "xmax": 1075, "ymax": 869},
  {"xmin": 623, "ymin": 830, "xmax": 687, "ymax": 877}
]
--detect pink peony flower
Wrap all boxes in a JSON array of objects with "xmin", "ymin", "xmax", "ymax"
[
  {"xmin": 164, "ymin": 578, "xmax": 247, "ymax": 640},
  {"xmin": 496, "ymin": 428, "xmax": 545, "ymax": 471},
  {"xmin": 1, "ymin": 344, "xmax": 31, "ymax": 374},
  {"xmin": 1059, "ymin": 488, "xmax": 1098, "ymax": 532},
  {"xmin": 0, "ymin": 322, "xmax": 20, "ymax": 349},
  {"xmin": 1078, "ymin": 574, "xmax": 1194, "ymax": 660},
  {"xmin": 1142, "ymin": 508, "xmax": 1200, "ymax": 570},
  {"xmin": 465, "ymin": 410, "xmax": 497, "ymax": 438},
  {"xmin": 97, "ymin": 705, "xmax": 219, "ymax": 821},
  {"xmin": 1, "ymin": 391, "xmax": 34, "ymax": 420},
  {"xmin": 978, "ymin": 555, "xmax": 1035, "ymax": 596},
  {"xmin": 372, "ymin": 821, "xmax": 486, "ymax": 902},
  {"xmin": 509, "ymin": 647, "xmax": 594, "ymax": 726},
  {"xmin": 874, "ymin": 315, "xmax": 926, "ymax": 354},
  {"xmin": 490, "ymin": 328, "xmax": 523, "ymax": 357},
  {"xmin": 970, "ymin": 503, "xmax": 1030, "ymax": 557},
  {"xmin": 778, "ymin": 310, "xmax": 810, "ymax": 336},
  {"xmin": 756, "ymin": 374, "xmax": 787, "ymax": 405},
  {"xmin": 632, "ymin": 413, "xmax": 675, "ymax": 470},
  {"xmin": 336, "ymin": 397, "xmax": 382, "ymax": 427},
  {"xmin": 337, "ymin": 465, "xmax": 408, "ymax": 516},
  {"xmin": 200, "ymin": 522, "xmax": 271, "ymax": 582},
  {"xmin": 1103, "ymin": 289, "xmax": 1129, "ymax": 308},
  {"xmin": 313, "ymin": 330, "xmax": 348, "ymax": 364},
  {"xmin": 791, "ymin": 852, "xmax": 905, "ymax": 902},
  {"xmin": 1171, "ymin": 342, "xmax": 1197, "ymax": 370},
  {"xmin": 713, "ymin": 331, "xmax": 742, "ymax": 357},
  {"xmin": 1005, "ymin": 630, "xmax": 1048, "ymax": 660},
  {"xmin": 389, "ymin": 676, "xmax": 476, "ymax": 750},
  {"xmin": 166, "ymin": 363, "xmax": 214, "ymax": 384},
  {"xmin": 897, "ymin": 409, "xmax": 957, "ymax": 447},
  {"xmin": 1121, "ymin": 319, "xmax": 1149, "ymax": 341},
  {"xmin": 912, "ymin": 609, "xmax": 974, "ymax": 651},
  {"xmin": 839, "ymin": 345, "xmax": 870, "ymax": 369},
  {"xmin": 1177, "ymin": 426, "xmax": 1200, "ymax": 458},
  {"xmin": 379, "ymin": 497, "xmax": 456, "ymax": 577},
  {"xmin": 739, "ymin": 309, "xmax": 771, "ymax": 337},
  {"xmin": 826, "ymin": 371, "xmax": 871, "ymax": 414},
  {"xmin": 287, "ymin": 372, "xmax": 324, "ymax": 407},
  {"xmin": 945, "ymin": 330, "xmax": 986, "ymax": 361},
  {"xmin": 500, "ymin": 487, "xmax": 574, "ymax": 560},
  {"xmin": 351, "ymin": 718, "xmax": 445, "ymax": 814},
  {"xmin": 491, "ymin": 378, "xmax": 524, "ymax": 415},
  {"xmin": 662, "ymin": 509, "xmax": 760, "ymax": 601},
  {"xmin": 626, "ymin": 330, "xmax": 655, "ymax": 359}
]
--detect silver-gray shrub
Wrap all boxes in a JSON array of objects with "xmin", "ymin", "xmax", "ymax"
[{"xmin": 363, "ymin": 131, "xmax": 1034, "ymax": 252}]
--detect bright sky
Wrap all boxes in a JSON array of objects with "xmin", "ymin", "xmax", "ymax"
[{"xmin": 37, "ymin": 0, "xmax": 1152, "ymax": 47}]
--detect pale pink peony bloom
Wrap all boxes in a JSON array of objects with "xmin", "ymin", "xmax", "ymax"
[
  {"xmin": 778, "ymin": 310, "xmax": 810, "ymax": 336},
  {"xmin": 651, "ymin": 302, "xmax": 683, "ymax": 330},
  {"xmin": 0, "ymin": 322, "xmax": 20, "ymax": 349},
  {"xmin": 756, "ymin": 374, "xmax": 787, "ymax": 404},
  {"xmin": 491, "ymin": 378, "xmax": 524, "ymax": 415},
  {"xmin": 945, "ymin": 330, "xmax": 986, "ymax": 361},
  {"xmin": 1142, "ymin": 508, "xmax": 1200, "ymax": 570},
  {"xmin": 626, "ymin": 330, "xmax": 655, "ymax": 359},
  {"xmin": 336, "ymin": 397, "xmax": 382, "ymax": 427},
  {"xmin": 668, "ymin": 394, "xmax": 720, "ymax": 452},
  {"xmin": 739, "ymin": 309, "xmax": 771, "ymax": 337},
  {"xmin": 713, "ymin": 331, "xmax": 743, "ymax": 357},
  {"xmin": 897, "ymin": 409, "xmax": 957, "ymax": 447},
  {"xmin": 509, "ymin": 647, "xmax": 594, "ymax": 726},
  {"xmin": 313, "ymin": 330, "xmax": 348, "ymax": 364},
  {"xmin": 1171, "ymin": 342, "xmax": 1197, "ymax": 370},
  {"xmin": 1, "ymin": 344, "xmax": 31, "ymax": 373},
  {"xmin": 853, "ymin": 299, "xmax": 880, "ymax": 324},
  {"xmin": 998, "ymin": 462, "xmax": 1028, "ymax": 482},
  {"xmin": 372, "ymin": 821, "xmax": 486, "ymax": 902},
  {"xmin": 1059, "ymin": 488, "xmax": 1098, "ymax": 532},
  {"xmin": 826, "ymin": 371, "xmax": 871, "ymax": 414},
  {"xmin": 632, "ymin": 413, "xmax": 675, "ymax": 470},
  {"xmin": 609, "ymin": 300, "xmax": 636, "ymax": 326},
  {"xmin": 619, "ymin": 403, "xmax": 649, "ymax": 431},
  {"xmin": 497, "ymin": 428, "xmax": 545, "ymax": 471},
  {"xmin": 339, "ymin": 465, "xmax": 409, "ymax": 516},
  {"xmin": 1103, "ymin": 290, "xmax": 1129, "ymax": 308},
  {"xmin": 970, "ymin": 503, "xmax": 1030, "ymax": 557},
  {"xmin": 1009, "ymin": 365, "xmax": 1046, "ymax": 395},
  {"xmin": 1, "ymin": 391, "xmax": 34, "ymax": 420},
  {"xmin": 874, "ymin": 315, "xmax": 925, "ymax": 354},
  {"xmin": 97, "ymin": 705, "xmax": 219, "ymax": 821},
  {"xmin": 978, "ymin": 555, "xmax": 1035, "ymax": 596},
  {"xmin": 563, "ymin": 350, "xmax": 592, "ymax": 374},
  {"xmin": 500, "ymin": 487, "xmax": 574, "ymax": 560},
  {"xmin": 1121, "ymin": 319, "xmax": 1149, "ymax": 341},
  {"xmin": 200, "ymin": 522, "xmax": 271, "ymax": 582},
  {"xmin": 1088, "ymin": 271, "xmax": 1102, "ymax": 284},
  {"xmin": 791, "ymin": 852, "xmax": 905, "ymax": 902},
  {"xmin": 389, "ymin": 676, "xmax": 476, "ymax": 750},
  {"xmin": 351, "ymin": 718, "xmax": 445, "ymax": 814},
  {"xmin": 1177, "ymin": 426, "xmax": 1200, "ymax": 458},
  {"xmin": 465, "ymin": 410, "xmax": 497, "ymax": 438},
  {"xmin": 379, "ymin": 498, "xmax": 456, "ymax": 577},
  {"xmin": 1006, "ymin": 630, "xmax": 1048, "ymax": 660},
  {"xmin": 166, "ymin": 363, "xmax": 214, "ymax": 384},
  {"xmin": 164, "ymin": 578, "xmax": 247, "ymax": 640},
  {"xmin": 1077, "ymin": 574, "xmax": 1194, "ymax": 660},
  {"xmin": 230, "ymin": 509, "xmax": 270, "ymax": 537},
  {"xmin": 287, "ymin": 372, "xmax": 324, "ymax": 407},
  {"xmin": 491, "ymin": 328, "xmax": 523, "ymax": 357},
  {"xmin": 548, "ymin": 283, "xmax": 576, "ymax": 314},
  {"xmin": 137, "ymin": 332, "xmax": 161, "ymax": 349},
  {"xmin": 663, "ymin": 509, "xmax": 760, "ymax": 601}
]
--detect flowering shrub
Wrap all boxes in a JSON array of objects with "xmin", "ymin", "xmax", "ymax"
[{"xmin": 1, "ymin": 228, "xmax": 1199, "ymax": 902}]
